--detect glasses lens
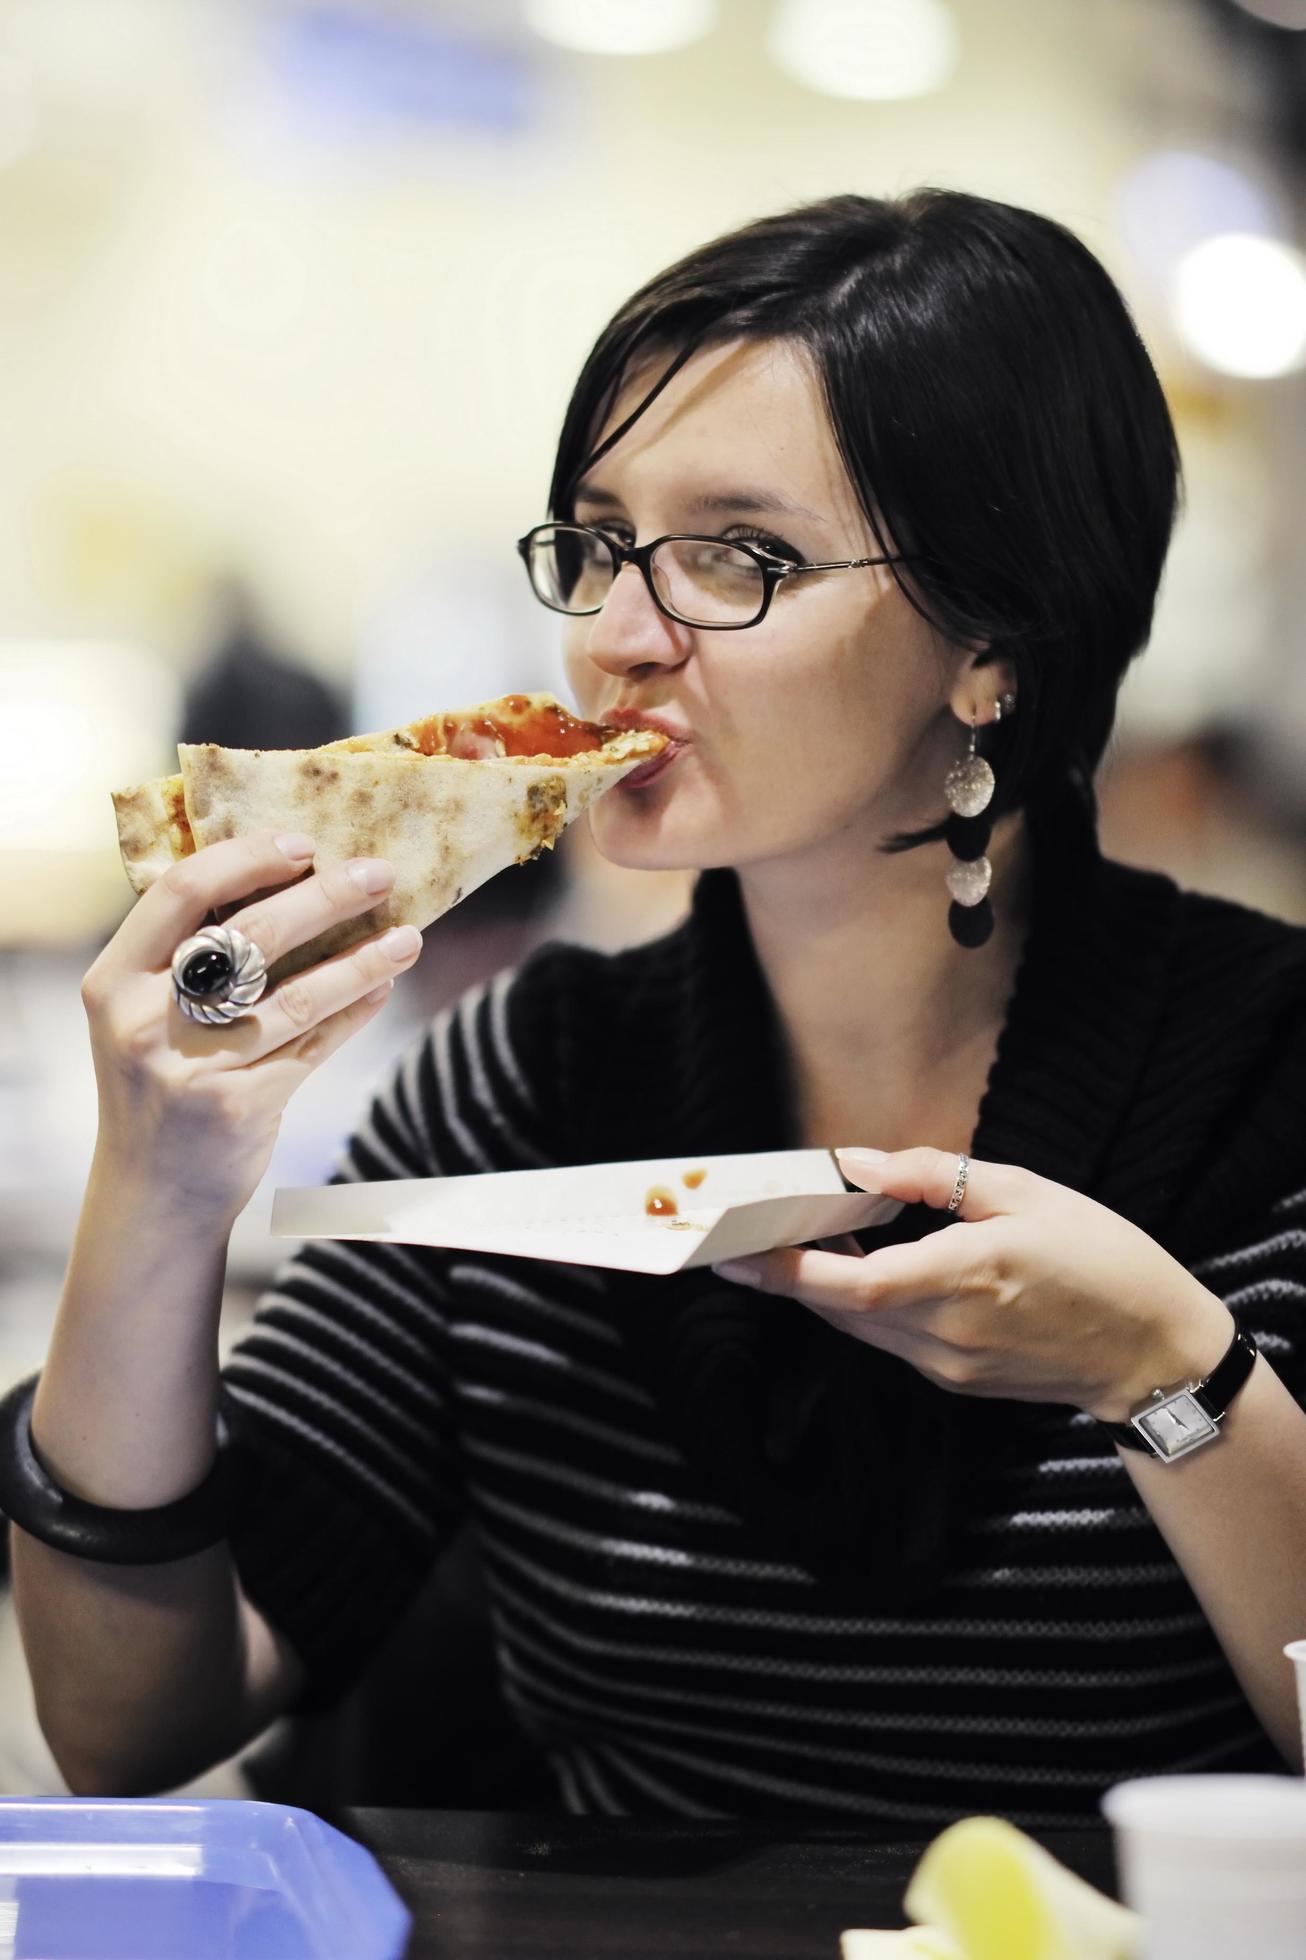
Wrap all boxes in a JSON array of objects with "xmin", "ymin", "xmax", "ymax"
[
  {"xmin": 650, "ymin": 537, "xmax": 766, "ymax": 625},
  {"xmin": 527, "ymin": 525, "xmax": 615, "ymax": 614}
]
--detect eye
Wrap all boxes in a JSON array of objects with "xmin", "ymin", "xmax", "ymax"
[{"xmin": 723, "ymin": 525, "xmax": 804, "ymax": 566}]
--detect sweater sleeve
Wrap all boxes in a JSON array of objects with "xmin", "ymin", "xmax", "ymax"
[
  {"xmin": 1187, "ymin": 1180, "xmax": 1306, "ymax": 1411},
  {"xmin": 222, "ymin": 954, "xmax": 566, "ymax": 1711}
]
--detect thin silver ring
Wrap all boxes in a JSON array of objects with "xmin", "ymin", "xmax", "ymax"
[
  {"xmin": 171, "ymin": 924, "xmax": 268, "ymax": 1026},
  {"xmin": 946, "ymin": 1152, "xmax": 969, "ymax": 1214}
]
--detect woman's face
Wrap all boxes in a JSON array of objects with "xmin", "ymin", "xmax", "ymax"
[{"xmin": 561, "ymin": 336, "xmax": 978, "ymax": 876}]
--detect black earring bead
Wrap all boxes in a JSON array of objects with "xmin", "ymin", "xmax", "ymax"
[
  {"xmin": 949, "ymin": 897, "xmax": 995, "ymax": 949},
  {"xmin": 944, "ymin": 811, "xmax": 993, "ymax": 863}
]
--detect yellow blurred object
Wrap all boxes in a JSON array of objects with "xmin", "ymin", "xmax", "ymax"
[
  {"xmin": 907, "ymin": 1818, "xmax": 1140, "ymax": 1960},
  {"xmin": 840, "ymin": 1817, "xmax": 1140, "ymax": 1960}
]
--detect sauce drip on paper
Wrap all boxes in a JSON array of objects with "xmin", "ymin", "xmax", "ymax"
[{"xmin": 646, "ymin": 1170, "xmax": 708, "ymax": 1217}]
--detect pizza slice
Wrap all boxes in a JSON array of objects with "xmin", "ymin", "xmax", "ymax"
[{"xmin": 111, "ymin": 692, "xmax": 665, "ymax": 980}]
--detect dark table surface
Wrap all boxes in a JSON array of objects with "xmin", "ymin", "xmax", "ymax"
[{"xmin": 342, "ymin": 1809, "xmax": 1121, "ymax": 1959}]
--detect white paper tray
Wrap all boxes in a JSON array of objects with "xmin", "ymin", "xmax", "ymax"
[{"xmin": 272, "ymin": 1148, "xmax": 903, "ymax": 1275}]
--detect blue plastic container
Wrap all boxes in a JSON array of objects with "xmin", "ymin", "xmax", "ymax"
[{"xmin": 0, "ymin": 1797, "xmax": 411, "ymax": 1958}]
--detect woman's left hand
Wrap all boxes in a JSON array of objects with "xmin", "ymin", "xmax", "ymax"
[{"xmin": 711, "ymin": 1147, "xmax": 1234, "ymax": 1422}]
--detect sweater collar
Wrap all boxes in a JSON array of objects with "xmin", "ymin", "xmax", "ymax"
[{"xmin": 967, "ymin": 784, "xmax": 1183, "ymax": 1208}]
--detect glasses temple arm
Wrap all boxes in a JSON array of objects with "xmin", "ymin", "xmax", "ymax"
[{"xmin": 780, "ymin": 553, "xmax": 918, "ymax": 576}]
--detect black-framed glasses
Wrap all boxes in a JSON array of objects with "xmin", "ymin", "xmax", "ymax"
[{"xmin": 516, "ymin": 522, "xmax": 918, "ymax": 631}]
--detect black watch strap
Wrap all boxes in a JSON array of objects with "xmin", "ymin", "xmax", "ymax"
[{"xmin": 1104, "ymin": 1322, "xmax": 1258, "ymax": 1459}]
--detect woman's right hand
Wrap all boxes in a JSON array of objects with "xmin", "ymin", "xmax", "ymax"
[{"xmin": 81, "ymin": 829, "xmax": 424, "ymax": 1221}]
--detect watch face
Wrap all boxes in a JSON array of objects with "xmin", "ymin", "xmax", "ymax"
[{"xmin": 1134, "ymin": 1390, "xmax": 1219, "ymax": 1460}]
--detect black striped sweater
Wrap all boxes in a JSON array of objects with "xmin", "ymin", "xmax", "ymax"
[{"xmin": 225, "ymin": 787, "xmax": 1306, "ymax": 1824}]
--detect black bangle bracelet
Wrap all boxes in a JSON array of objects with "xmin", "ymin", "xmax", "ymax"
[{"xmin": 0, "ymin": 1372, "xmax": 247, "ymax": 1565}]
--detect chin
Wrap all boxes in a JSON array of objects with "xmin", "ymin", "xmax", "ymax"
[{"xmin": 586, "ymin": 794, "xmax": 726, "ymax": 874}]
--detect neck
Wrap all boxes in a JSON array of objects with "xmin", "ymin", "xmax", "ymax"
[{"xmin": 737, "ymin": 811, "xmax": 1034, "ymax": 1150}]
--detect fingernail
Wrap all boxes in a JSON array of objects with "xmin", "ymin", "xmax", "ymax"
[
  {"xmin": 348, "ymin": 857, "xmax": 395, "ymax": 895},
  {"xmin": 712, "ymin": 1260, "xmax": 760, "ymax": 1285},
  {"xmin": 836, "ymin": 1147, "xmax": 890, "ymax": 1172},
  {"xmin": 383, "ymin": 925, "xmax": 422, "ymax": 961},
  {"xmin": 275, "ymin": 832, "xmax": 316, "ymax": 860}
]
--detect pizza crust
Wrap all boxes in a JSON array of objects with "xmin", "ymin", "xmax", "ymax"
[
  {"xmin": 110, "ymin": 775, "xmax": 196, "ymax": 896},
  {"xmin": 110, "ymin": 693, "xmax": 665, "ymax": 980}
]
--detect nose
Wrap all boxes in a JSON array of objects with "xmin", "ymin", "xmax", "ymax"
[{"xmin": 579, "ymin": 561, "xmax": 693, "ymax": 680}]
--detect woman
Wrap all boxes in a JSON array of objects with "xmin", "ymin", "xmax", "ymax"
[{"xmin": 9, "ymin": 190, "xmax": 1306, "ymax": 1824}]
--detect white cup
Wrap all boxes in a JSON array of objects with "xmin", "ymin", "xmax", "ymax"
[
  {"xmin": 1102, "ymin": 1774, "xmax": 1306, "ymax": 1960},
  {"xmin": 1285, "ymin": 1639, "xmax": 1306, "ymax": 1772}
]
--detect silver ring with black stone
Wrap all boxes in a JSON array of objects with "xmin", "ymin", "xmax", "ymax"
[{"xmin": 170, "ymin": 925, "xmax": 269, "ymax": 1025}]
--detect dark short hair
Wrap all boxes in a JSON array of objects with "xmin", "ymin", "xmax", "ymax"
[{"xmin": 547, "ymin": 189, "xmax": 1182, "ymax": 847}]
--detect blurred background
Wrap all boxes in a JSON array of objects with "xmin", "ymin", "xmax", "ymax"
[{"xmin": 0, "ymin": 0, "xmax": 1304, "ymax": 1802}]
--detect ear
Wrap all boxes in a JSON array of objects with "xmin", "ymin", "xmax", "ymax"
[{"xmin": 948, "ymin": 647, "xmax": 1018, "ymax": 727}]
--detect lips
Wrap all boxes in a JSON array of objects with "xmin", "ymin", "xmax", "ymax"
[
  {"xmin": 619, "ymin": 740, "xmax": 685, "ymax": 790},
  {"xmin": 602, "ymin": 708, "xmax": 692, "ymax": 746},
  {"xmin": 599, "ymin": 707, "xmax": 690, "ymax": 792}
]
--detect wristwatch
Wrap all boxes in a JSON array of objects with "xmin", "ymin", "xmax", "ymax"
[{"xmin": 1101, "ymin": 1322, "xmax": 1259, "ymax": 1461}]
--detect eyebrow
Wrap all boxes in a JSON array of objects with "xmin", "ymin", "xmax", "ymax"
[{"xmin": 573, "ymin": 483, "xmax": 826, "ymax": 524}]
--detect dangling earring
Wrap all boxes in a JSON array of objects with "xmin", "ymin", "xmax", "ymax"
[{"xmin": 942, "ymin": 697, "xmax": 1012, "ymax": 949}]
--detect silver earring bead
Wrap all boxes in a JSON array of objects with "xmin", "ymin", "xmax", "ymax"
[
  {"xmin": 944, "ymin": 711, "xmax": 996, "ymax": 939},
  {"xmin": 946, "ymin": 854, "xmax": 993, "ymax": 907},
  {"xmin": 943, "ymin": 711, "xmax": 996, "ymax": 819}
]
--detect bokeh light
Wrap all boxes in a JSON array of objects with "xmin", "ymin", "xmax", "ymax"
[
  {"xmin": 767, "ymin": 0, "xmax": 959, "ymax": 100},
  {"xmin": 1228, "ymin": 0, "xmax": 1306, "ymax": 28},
  {"xmin": 523, "ymin": 0, "xmax": 718, "ymax": 56},
  {"xmin": 1117, "ymin": 150, "xmax": 1283, "ymax": 285},
  {"xmin": 1172, "ymin": 233, "xmax": 1306, "ymax": 378}
]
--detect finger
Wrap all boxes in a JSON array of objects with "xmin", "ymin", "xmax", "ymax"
[
  {"xmin": 713, "ymin": 1230, "xmax": 971, "ymax": 1316},
  {"xmin": 221, "ymin": 855, "xmax": 397, "ymax": 972},
  {"xmin": 248, "ymin": 974, "xmax": 399, "ymax": 1087},
  {"xmin": 118, "ymin": 830, "xmax": 319, "ymax": 972},
  {"xmin": 216, "ymin": 922, "xmax": 424, "ymax": 1065},
  {"xmin": 834, "ymin": 1144, "xmax": 1029, "ymax": 1222}
]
